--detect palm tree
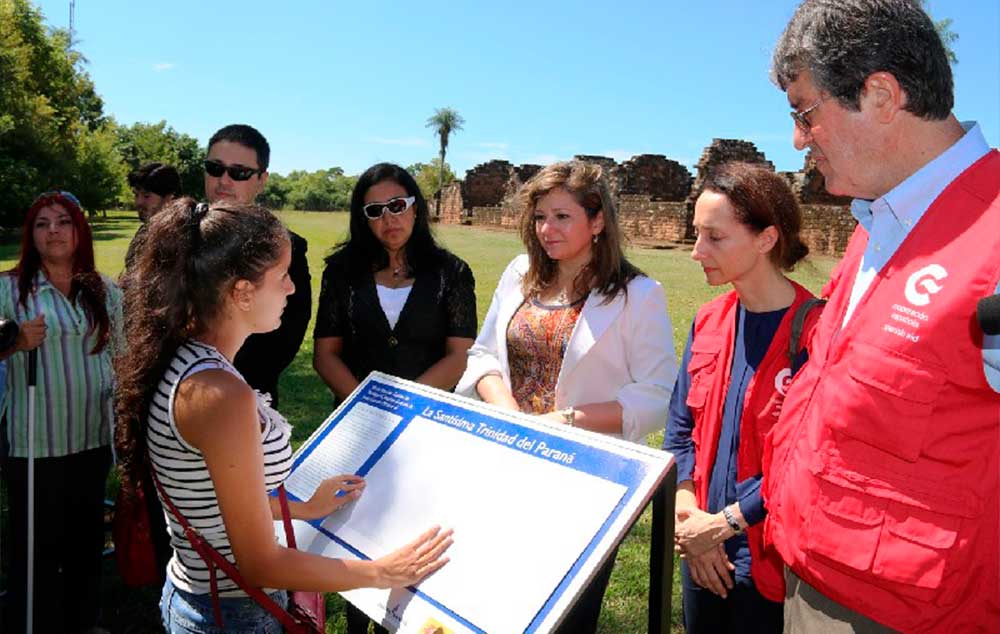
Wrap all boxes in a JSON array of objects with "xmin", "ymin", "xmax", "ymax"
[{"xmin": 425, "ymin": 107, "xmax": 465, "ymax": 216}]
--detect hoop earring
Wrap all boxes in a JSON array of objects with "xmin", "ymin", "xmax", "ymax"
[{"xmin": 592, "ymin": 234, "xmax": 599, "ymax": 244}]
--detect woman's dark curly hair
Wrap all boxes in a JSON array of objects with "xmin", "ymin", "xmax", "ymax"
[{"xmin": 114, "ymin": 198, "xmax": 288, "ymax": 496}]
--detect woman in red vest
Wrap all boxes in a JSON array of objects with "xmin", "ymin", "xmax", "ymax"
[{"xmin": 663, "ymin": 162, "xmax": 816, "ymax": 633}]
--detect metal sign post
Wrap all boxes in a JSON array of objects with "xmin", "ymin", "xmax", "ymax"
[{"xmin": 647, "ymin": 462, "xmax": 677, "ymax": 634}]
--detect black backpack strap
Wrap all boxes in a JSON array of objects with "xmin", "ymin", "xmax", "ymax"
[{"xmin": 788, "ymin": 298, "xmax": 827, "ymax": 375}]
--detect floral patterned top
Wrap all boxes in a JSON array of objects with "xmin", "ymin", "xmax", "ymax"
[{"xmin": 506, "ymin": 296, "xmax": 586, "ymax": 414}]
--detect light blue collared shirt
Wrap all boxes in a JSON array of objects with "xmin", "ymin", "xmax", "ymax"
[{"xmin": 843, "ymin": 122, "xmax": 999, "ymax": 392}]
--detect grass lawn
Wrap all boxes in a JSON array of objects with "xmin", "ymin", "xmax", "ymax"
[{"xmin": 0, "ymin": 210, "xmax": 838, "ymax": 633}]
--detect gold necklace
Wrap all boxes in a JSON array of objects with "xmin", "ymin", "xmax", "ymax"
[
  {"xmin": 533, "ymin": 293, "xmax": 579, "ymax": 352},
  {"xmin": 541, "ymin": 283, "xmax": 575, "ymax": 307}
]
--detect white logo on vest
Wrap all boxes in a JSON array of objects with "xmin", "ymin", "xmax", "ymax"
[
  {"xmin": 774, "ymin": 368, "xmax": 792, "ymax": 396},
  {"xmin": 904, "ymin": 264, "xmax": 948, "ymax": 307}
]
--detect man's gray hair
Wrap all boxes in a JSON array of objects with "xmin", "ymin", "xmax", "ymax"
[{"xmin": 772, "ymin": 0, "xmax": 953, "ymax": 120}]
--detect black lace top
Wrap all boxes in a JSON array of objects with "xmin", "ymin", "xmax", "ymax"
[{"xmin": 314, "ymin": 249, "xmax": 477, "ymax": 384}]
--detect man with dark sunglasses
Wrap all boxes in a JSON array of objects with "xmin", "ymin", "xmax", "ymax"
[
  {"xmin": 205, "ymin": 125, "xmax": 270, "ymax": 204},
  {"xmin": 204, "ymin": 124, "xmax": 312, "ymax": 408}
]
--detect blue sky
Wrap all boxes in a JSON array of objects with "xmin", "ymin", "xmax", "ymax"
[{"xmin": 37, "ymin": 0, "xmax": 1000, "ymax": 178}]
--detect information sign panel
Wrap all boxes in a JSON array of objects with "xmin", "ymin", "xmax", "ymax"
[{"xmin": 282, "ymin": 373, "xmax": 674, "ymax": 634}]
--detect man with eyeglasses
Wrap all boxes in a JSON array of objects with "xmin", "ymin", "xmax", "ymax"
[
  {"xmin": 762, "ymin": 1, "xmax": 999, "ymax": 633},
  {"xmin": 204, "ymin": 124, "xmax": 312, "ymax": 408}
]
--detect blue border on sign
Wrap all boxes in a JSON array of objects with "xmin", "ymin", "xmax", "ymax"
[{"xmin": 285, "ymin": 378, "xmax": 653, "ymax": 633}]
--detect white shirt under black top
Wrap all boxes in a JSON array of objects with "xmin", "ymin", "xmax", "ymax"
[{"xmin": 376, "ymin": 283, "xmax": 413, "ymax": 330}]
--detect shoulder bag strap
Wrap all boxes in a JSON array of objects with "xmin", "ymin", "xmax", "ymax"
[
  {"xmin": 149, "ymin": 468, "xmax": 305, "ymax": 631},
  {"xmin": 278, "ymin": 485, "xmax": 298, "ymax": 549},
  {"xmin": 787, "ymin": 297, "xmax": 828, "ymax": 374}
]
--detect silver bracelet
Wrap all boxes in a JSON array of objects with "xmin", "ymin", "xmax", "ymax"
[{"xmin": 722, "ymin": 505, "xmax": 743, "ymax": 535}]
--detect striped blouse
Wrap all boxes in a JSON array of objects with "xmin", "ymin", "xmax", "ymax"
[
  {"xmin": 0, "ymin": 271, "xmax": 123, "ymax": 458},
  {"xmin": 148, "ymin": 340, "xmax": 294, "ymax": 596}
]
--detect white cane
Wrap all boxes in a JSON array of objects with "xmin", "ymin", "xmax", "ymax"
[
  {"xmin": 26, "ymin": 348, "xmax": 37, "ymax": 634},
  {"xmin": 0, "ymin": 319, "xmax": 21, "ymax": 607}
]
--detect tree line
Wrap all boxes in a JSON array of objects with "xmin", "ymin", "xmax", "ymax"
[
  {"xmin": 260, "ymin": 160, "xmax": 455, "ymax": 212},
  {"xmin": 1, "ymin": 0, "xmax": 119, "ymax": 225},
  {"xmin": 0, "ymin": 0, "xmax": 457, "ymax": 226},
  {"xmin": 5, "ymin": 0, "xmax": 955, "ymax": 226}
]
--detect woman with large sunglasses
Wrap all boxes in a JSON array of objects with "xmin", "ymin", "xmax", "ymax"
[
  {"xmin": 663, "ymin": 162, "xmax": 817, "ymax": 634},
  {"xmin": 312, "ymin": 162, "xmax": 476, "ymax": 632},
  {"xmin": 0, "ymin": 191, "xmax": 123, "ymax": 633},
  {"xmin": 456, "ymin": 160, "xmax": 677, "ymax": 634}
]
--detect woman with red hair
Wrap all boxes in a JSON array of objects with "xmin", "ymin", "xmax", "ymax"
[{"xmin": 0, "ymin": 191, "xmax": 123, "ymax": 633}]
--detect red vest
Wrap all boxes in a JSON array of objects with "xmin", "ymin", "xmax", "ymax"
[
  {"xmin": 687, "ymin": 280, "xmax": 817, "ymax": 602},
  {"xmin": 764, "ymin": 151, "xmax": 1000, "ymax": 632}
]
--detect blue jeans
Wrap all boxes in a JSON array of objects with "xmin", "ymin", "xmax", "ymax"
[{"xmin": 160, "ymin": 576, "xmax": 288, "ymax": 633}]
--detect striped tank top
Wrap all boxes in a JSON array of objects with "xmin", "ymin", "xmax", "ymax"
[{"xmin": 147, "ymin": 340, "xmax": 294, "ymax": 596}]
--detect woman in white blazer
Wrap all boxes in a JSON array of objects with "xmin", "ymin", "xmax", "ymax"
[{"xmin": 456, "ymin": 160, "xmax": 677, "ymax": 633}]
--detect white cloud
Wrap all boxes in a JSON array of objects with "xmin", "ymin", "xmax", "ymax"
[
  {"xmin": 153, "ymin": 62, "xmax": 174, "ymax": 72},
  {"xmin": 368, "ymin": 137, "xmax": 429, "ymax": 147}
]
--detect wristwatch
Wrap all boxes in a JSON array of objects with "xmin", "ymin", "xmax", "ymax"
[
  {"xmin": 562, "ymin": 406, "xmax": 576, "ymax": 426},
  {"xmin": 722, "ymin": 505, "xmax": 744, "ymax": 535}
]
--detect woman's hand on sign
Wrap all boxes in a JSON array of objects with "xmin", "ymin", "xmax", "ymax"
[
  {"xmin": 301, "ymin": 475, "xmax": 365, "ymax": 519},
  {"xmin": 373, "ymin": 525, "xmax": 454, "ymax": 588}
]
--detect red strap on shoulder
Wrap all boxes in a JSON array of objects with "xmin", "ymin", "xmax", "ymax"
[
  {"xmin": 278, "ymin": 485, "xmax": 297, "ymax": 549},
  {"xmin": 150, "ymin": 469, "xmax": 304, "ymax": 631}
]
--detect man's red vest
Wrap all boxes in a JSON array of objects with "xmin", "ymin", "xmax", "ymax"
[
  {"xmin": 687, "ymin": 280, "xmax": 817, "ymax": 602},
  {"xmin": 763, "ymin": 151, "xmax": 1000, "ymax": 632}
]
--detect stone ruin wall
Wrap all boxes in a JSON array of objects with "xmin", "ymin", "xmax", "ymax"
[
  {"xmin": 782, "ymin": 151, "xmax": 854, "ymax": 255},
  {"xmin": 436, "ymin": 182, "xmax": 464, "ymax": 224},
  {"xmin": 616, "ymin": 197, "xmax": 691, "ymax": 244},
  {"xmin": 799, "ymin": 204, "xmax": 857, "ymax": 256},
  {"xmin": 471, "ymin": 205, "xmax": 518, "ymax": 230},
  {"xmin": 440, "ymin": 141, "xmax": 855, "ymax": 256},
  {"xmin": 461, "ymin": 160, "xmax": 513, "ymax": 208},
  {"xmin": 618, "ymin": 154, "xmax": 691, "ymax": 200}
]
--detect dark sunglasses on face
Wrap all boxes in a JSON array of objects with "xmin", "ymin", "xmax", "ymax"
[
  {"xmin": 203, "ymin": 159, "xmax": 262, "ymax": 181},
  {"xmin": 363, "ymin": 196, "xmax": 416, "ymax": 220}
]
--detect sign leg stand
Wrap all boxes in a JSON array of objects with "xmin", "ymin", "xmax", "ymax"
[{"xmin": 647, "ymin": 462, "xmax": 677, "ymax": 634}]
